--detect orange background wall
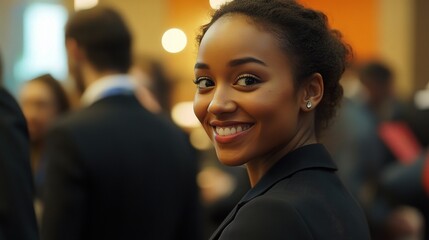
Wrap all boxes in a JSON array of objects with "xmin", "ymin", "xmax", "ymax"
[{"xmin": 300, "ymin": 0, "xmax": 379, "ymax": 60}]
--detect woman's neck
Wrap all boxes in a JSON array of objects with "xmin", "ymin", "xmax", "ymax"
[{"xmin": 246, "ymin": 116, "xmax": 317, "ymax": 187}]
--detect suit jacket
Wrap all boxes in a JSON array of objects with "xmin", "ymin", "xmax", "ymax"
[
  {"xmin": 41, "ymin": 94, "xmax": 201, "ymax": 240},
  {"xmin": 210, "ymin": 144, "xmax": 370, "ymax": 240},
  {"xmin": 0, "ymin": 88, "xmax": 38, "ymax": 240}
]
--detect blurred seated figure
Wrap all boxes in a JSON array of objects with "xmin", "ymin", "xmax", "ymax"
[{"xmin": 19, "ymin": 74, "xmax": 70, "ymax": 189}]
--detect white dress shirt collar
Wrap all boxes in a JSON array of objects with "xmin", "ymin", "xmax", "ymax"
[{"xmin": 81, "ymin": 74, "xmax": 135, "ymax": 106}]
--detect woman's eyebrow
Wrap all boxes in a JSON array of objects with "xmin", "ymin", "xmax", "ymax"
[
  {"xmin": 194, "ymin": 57, "xmax": 267, "ymax": 70},
  {"xmin": 229, "ymin": 57, "xmax": 267, "ymax": 67},
  {"xmin": 194, "ymin": 62, "xmax": 209, "ymax": 69}
]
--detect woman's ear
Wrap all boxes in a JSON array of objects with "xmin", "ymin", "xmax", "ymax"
[{"xmin": 300, "ymin": 73, "xmax": 324, "ymax": 112}]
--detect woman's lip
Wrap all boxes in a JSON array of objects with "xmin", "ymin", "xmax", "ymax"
[
  {"xmin": 209, "ymin": 120, "xmax": 253, "ymax": 127},
  {"xmin": 212, "ymin": 124, "xmax": 254, "ymax": 144}
]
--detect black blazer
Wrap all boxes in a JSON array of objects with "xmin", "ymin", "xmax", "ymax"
[
  {"xmin": 41, "ymin": 95, "xmax": 201, "ymax": 240},
  {"xmin": 0, "ymin": 88, "xmax": 38, "ymax": 240},
  {"xmin": 210, "ymin": 144, "xmax": 370, "ymax": 240}
]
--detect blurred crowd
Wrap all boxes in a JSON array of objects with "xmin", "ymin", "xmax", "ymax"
[
  {"xmin": 323, "ymin": 61, "xmax": 429, "ymax": 240},
  {"xmin": 0, "ymin": 5, "xmax": 428, "ymax": 240}
]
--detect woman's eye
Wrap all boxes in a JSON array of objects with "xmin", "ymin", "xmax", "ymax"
[
  {"xmin": 194, "ymin": 77, "xmax": 215, "ymax": 89},
  {"xmin": 235, "ymin": 74, "xmax": 262, "ymax": 87}
]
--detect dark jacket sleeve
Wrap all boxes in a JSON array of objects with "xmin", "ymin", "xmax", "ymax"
[
  {"xmin": 219, "ymin": 197, "xmax": 313, "ymax": 240},
  {"xmin": 0, "ymin": 88, "xmax": 38, "ymax": 240},
  {"xmin": 41, "ymin": 127, "xmax": 89, "ymax": 240}
]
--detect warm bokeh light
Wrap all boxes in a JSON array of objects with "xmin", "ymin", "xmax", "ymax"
[
  {"xmin": 161, "ymin": 28, "xmax": 187, "ymax": 53},
  {"xmin": 74, "ymin": 0, "xmax": 98, "ymax": 11},
  {"xmin": 197, "ymin": 166, "xmax": 235, "ymax": 203},
  {"xmin": 209, "ymin": 0, "xmax": 232, "ymax": 9},
  {"xmin": 190, "ymin": 127, "xmax": 212, "ymax": 150},
  {"xmin": 171, "ymin": 101, "xmax": 200, "ymax": 128}
]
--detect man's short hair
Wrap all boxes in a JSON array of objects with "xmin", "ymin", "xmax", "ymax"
[
  {"xmin": 65, "ymin": 6, "xmax": 132, "ymax": 73},
  {"xmin": 358, "ymin": 61, "xmax": 393, "ymax": 87}
]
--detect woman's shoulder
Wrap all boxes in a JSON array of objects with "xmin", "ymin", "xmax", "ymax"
[
  {"xmin": 222, "ymin": 196, "xmax": 313, "ymax": 240},
  {"xmin": 231, "ymin": 191, "xmax": 370, "ymax": 240},
  {"xmin": 267, "ymin": 168, "xmax": 365, "ymax": 221},
  {"xmin": 231, "ymin": 171, "xmax": 371, "ymax": 240}
]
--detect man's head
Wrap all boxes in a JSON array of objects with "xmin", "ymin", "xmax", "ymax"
[
  {"xmin": 358, "ymin": 61, "xmax": 394, "ymax": 106},
  {"xmin": 65, "ymin": 6, "xmax": 132, "ymax": 93},
  {"xmin": 19, "ymin": 74, "xmax": 70, "ymax": 144}
]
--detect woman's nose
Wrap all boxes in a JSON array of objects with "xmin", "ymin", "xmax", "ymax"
[{"xmin": 207, "ymin": 89, "xmax": 237, "ymax": 115}]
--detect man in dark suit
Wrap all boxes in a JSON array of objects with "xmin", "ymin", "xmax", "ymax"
[
  {"xmin": 0, "ymin": 51, "xmax": 39, "ymax": 240},
  {"xmin": 41, "ymin": 7, "xmax": 201, "ymax": 240}
]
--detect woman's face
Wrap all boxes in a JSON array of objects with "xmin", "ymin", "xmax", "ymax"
[
  {"xmin": 20, "ymin": 81, "xmax": 59, "ymax": 143},
  {"xmin": 193, "ymin": 14, "xmax": 305, "ymax": 166}
]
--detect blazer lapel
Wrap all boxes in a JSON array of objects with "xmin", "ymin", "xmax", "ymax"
[
  {"xmin": 209, "ymin": 204, "xmax": 238, "ymax": 240},
  {"xmin": 209, "ymin": 144, "xmax": 337, "ymax": 240}
]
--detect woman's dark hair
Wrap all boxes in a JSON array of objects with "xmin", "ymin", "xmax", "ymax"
[
  {"xmin": 197, "ymin": 0, "xmax": 351, "ymax": 134},
  {"xmin": 29, "ymin": 74, "xmax": 70, "ymax": 114}
]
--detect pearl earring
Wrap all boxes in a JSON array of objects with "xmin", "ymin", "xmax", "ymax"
[{"xmin": 306, "ymin": 100, "xmax": 312, "ymax": 109}]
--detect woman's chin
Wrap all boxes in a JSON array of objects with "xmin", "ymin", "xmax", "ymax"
[{"xmin": 216, "ymin": 153, "xmax": 247, "ymax": 167}]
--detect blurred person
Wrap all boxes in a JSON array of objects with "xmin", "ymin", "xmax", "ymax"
[
  {"xmin": 0, "ymin": 50, "xmax": 39, "ymax": 239},
  {"xmin": 41, "ymin": 6, "xmax": 200, "ymax": 240},
  {"xmin": 357, "ymin": 61, "xmax": 408, "ymax": 185},
  {"xmin": 358, "ymin": 60, "xmax": 406, "ymax": 123},
  {"xmin": 19, "ymin": 74, "xmax": 70, "ymax": 223},
  {"xmin": 323, "ymin": 81, "xmax": 384, "ymax": 208},
  {"xmin": 358, "ymin": 61, "xmax": 426, "ymax": 239},
  {"xmin": 322, "ymin": 67, "xmax": 389, "ymax": 238},
  {"xmin": 193, "ymin": 0, "xmax": 370, "ymax": 239},
  {"xmin": 19, "ymin": 74, "xmax": 70, "ymax": 187}
]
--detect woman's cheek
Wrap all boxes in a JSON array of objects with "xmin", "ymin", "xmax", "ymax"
[{"xmin": 193, "ymin": 94, "xmax": 209, "ymax": 123}]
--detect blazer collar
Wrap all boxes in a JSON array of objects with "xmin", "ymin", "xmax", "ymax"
[{"xmin": 239, "ymin": 143, "xmax": 337, "ymax": 204}]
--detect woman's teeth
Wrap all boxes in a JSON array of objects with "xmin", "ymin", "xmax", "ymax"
[{"xmin": 215, "ymin": 124, "xmax": 251, "ymax": 136}]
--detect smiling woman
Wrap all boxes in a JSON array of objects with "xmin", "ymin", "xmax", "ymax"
[{"xmin": 193, "ymin": 0, "xmax": 371, "ymax": 239}]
